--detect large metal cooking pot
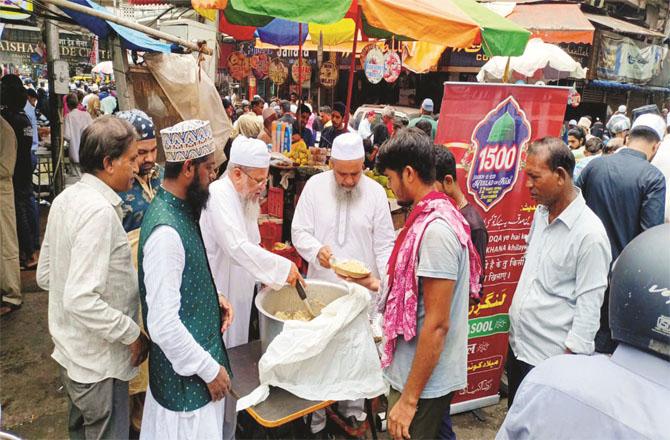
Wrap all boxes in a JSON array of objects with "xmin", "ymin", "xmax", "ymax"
[{"xmin": 255, "ymin": 280, "xmax": 349, "ymax": 352}]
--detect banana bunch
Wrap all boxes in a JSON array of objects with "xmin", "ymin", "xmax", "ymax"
[
  {"xmin": 365, "ymin": 170, "xmax": 395, "ymax": 199},
  {"xmin": 284, "ymin": 141, "xmax": 311, "ymax": 166}
]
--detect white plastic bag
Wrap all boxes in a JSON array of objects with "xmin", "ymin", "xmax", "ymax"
[{"xmin": 237, "ymin": 283, "xmax": 388, "ymax": 411}]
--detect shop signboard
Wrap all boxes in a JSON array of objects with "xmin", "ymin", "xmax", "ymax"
[
  {"xmin": 383, "ymin": 51, "xmax": 401, "ymax": 83},
  {"xmin": 250, "ymin": 53, "xmax": 270, "ymax": 80},
  {"xmin": 268, "ymin": 58, "xmax": 288, "ymax": 85},
  {"xmin": 0, "ymin": 29, "xmax": 111, "ymax": 66},
  {"xmin": 364, "ymin": 48, "xmax": 384, "ymax": 84},
  {"xmin": 319, "ymin": 61, "xmax": 338, "ymax": 88},
  {"xmin": 596, "ymin": 31, "xmax": 667, "ymax": 84},
  {"xmin": 435, "ymin": 83, "xmax": 569, "ymax": 413},
  {"xmin": 445, "ymin": 44, "xmax": 491, "ymax": 68},
  {"xmin": 291, "ymin": 60, "xmax": 312, "ymax": 87},
  {"xmin": 227, "ymin": 51, "xmax": 250, "ymax": 81}
]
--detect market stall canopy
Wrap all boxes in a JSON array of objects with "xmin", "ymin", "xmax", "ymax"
[
  {"xmin": 507, "ymin": 4, "xmax": 595, "ymax": 45},
  {"xmin": 217, "ymin": 0, "xmax": 358, "ymax": 45},
  {"xmin": 477, "ymin": 38, "xmax": 587, "ymax": 83},
  {"xmin": 228, "ymin": 0, "xmax": 353, "ymax": 24},
  {"xmin": 59, "ymin": 0, "xmax": 172, "ymax": 52},
  {"xmin": 584, "ymin": 13, "xmax": 667, "ymax": 39},
  {"xmin": 218, "ymin": 0, "xmax": 529, "ymax": 55},
  {"xmin": 360, "ymin": 0, "xmax": 529, "ymax": 56}
]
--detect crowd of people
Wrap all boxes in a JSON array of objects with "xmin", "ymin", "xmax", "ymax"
[{"xmin": 1, "ymin": 75, "xmax": 670, "ymax": 440}]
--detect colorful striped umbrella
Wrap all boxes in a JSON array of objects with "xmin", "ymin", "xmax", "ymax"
[{"xmin": 214, "ymin": 0, "xmax": 528, "ymax": 56}]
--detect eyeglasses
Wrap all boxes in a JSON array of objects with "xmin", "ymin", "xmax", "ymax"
[{"xmin": 239, "ymin": 168, "xmax": 268, "ymax": 187}]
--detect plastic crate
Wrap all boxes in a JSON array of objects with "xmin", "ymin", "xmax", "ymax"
[
  {"xmin": 259, "ymin": 217, "xmax": 283, "ymax": 250},
  {"xmin": 267, "ymin": 186, "xmax": 284, "ymax": 218}
]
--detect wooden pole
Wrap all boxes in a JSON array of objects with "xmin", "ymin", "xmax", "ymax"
[
  {"xmin": 344, "ymin": 1, "xmax": 360, "ymax": 126},
  {"xmin": 110, "ymin": 34, "xmax": 135, "ymax": 111},
  {"xmin": 45, "ymin": 2, "xmax": 64, "ymax": 195},
  {"xmin": 42, "ymin": 0, "xmax": 213, "ymax": 55},
  {"xmin": 298, "ymin": 23, "xmax": 303, "ymax": 134}
]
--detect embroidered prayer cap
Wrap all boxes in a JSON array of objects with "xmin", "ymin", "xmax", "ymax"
[
  {"xmin": 331, "ymin": 132, "xmax": 364, "ymax": 161},
  {"xmin": 229, "ymin": 136, "xmax": 270, "ymax": 168},
  {"xmin": 577, "ymin": 116, "xmax": 591, "ymax": 130},
  {"xmin": 160, "ymin": 119, "xmax": 215, "ymax": 162},
  {"xmin": 116, "ymin": 109, "xmax": 155, "ymax": 140}
]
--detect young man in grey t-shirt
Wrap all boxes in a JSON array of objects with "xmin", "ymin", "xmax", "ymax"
[{"xmin": 342, "ymin": 128, "xmax": 473, "ymax": 440}]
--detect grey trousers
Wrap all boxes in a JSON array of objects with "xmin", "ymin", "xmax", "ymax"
[{"xmin": 60, "ymin": 368, "xmax": 130, "ymax": 440}]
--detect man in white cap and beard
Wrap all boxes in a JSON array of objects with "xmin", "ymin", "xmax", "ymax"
[
  {"xmin": 200, "ymin": 136, "xmax": 304, "ymax": 440},
  {"xmin": 291, "ymin": 132, "xmax": 395, "ymax": 434}
]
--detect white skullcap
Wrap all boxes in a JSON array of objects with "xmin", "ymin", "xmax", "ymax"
[
  {"xmin": 331, "ymin": 132, "xmax": 364, "ymax": 160},
  {"xmin": 229, "ymin": 136, "xmax": 270, "ymax": 168},
  {"xmin": 631, "ymin": 113, "xmax": 667, "ymax": 141},
  {"xmin": 618, "ymin": 105, "xmax": 627, "ymax": 113}
]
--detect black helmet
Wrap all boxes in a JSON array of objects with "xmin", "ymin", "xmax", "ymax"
[{"xmin": 609, "ymin": 224, "xmax": 670, "ymax": 360}]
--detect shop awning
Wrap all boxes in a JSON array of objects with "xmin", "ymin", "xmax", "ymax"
[
  {"xmin": 584, "ymin": 13, "xmax": 666, "ymax": 39},
  {"xmin": 61, "ymin": 0, "xmax": 172, "ymax": 52},
  {"xmin": 507, "ymin": 4, "xmax": 594, "ymax": 45}
]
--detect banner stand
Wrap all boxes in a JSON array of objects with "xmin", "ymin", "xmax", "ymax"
[{"xmin": 436, "ymin": 82, "xmax": 570, "ymax": 414}]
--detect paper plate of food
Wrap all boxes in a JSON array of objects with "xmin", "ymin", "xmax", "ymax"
[{"xmin": 331, "ymin": 258, "xmax": 371, "ymax": 279}]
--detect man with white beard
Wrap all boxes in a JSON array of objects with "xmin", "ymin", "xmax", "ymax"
[
  {"xmin": 291, "ymin": 132, "xmax": 395, "ymax": 434},
  {"xmin": 200, "ymin": 136, "xmax": 304, "ymax": 440}
]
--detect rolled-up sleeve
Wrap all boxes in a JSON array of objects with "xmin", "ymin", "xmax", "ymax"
[
  {"xmin": 62, "ymin": 207, "xmax": 140, "ymax": 345},
  {"xmin": 565, "ymin": 232, "xmax": 611, "ymax": 354}
]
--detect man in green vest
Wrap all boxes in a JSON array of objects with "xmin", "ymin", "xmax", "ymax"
[{"xmin": 138, "ymin": 119, "xmax": 234, "ymax": 438}]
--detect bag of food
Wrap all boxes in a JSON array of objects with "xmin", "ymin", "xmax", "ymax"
[{"xmin": 236, "ymin": 283, "xmax": 387, "ymax": 410}]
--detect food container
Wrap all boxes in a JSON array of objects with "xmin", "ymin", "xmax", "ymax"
[{"xmin": 255, "ymin": 280, "xmax": 348, "ymax": 352}]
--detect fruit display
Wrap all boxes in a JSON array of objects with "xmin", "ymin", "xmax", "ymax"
[
  {"xmin": 309, "ymin": 147, "xmax": 328, "ymax": 165},
  {"xmin": 284, "ymin": 140, "xmax": 311, "ymax": 166},
  {"xmin": 365, "ymin": 169, "xmax": 395, "ymax": 199}
]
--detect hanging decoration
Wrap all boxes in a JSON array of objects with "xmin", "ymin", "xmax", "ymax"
[
  {"xmin": 568, "ymin": 88, "xmax": 581, "ymax": 108},
  {"xmin": 291, "ymin": 60, "xmax": 312, "ymax": 86},
  {"xmin": 251, "ymin": 53, "xmax": 270, "ymax": 79},
  {"xmin": 269, "ymin": 58, "xmax": 289, "ymax": 85},
  {"xmin": 364, "ymin": 48, "xmax": 385, "ymax": 84},
  {"xmin": 383, "ymin": 51, "xmax": 401, "ymax": 83},
  {"xmin": 319, "ymin": 61, "xmax": 339, "ymax": 88},
  {"xmin": 227, "ymin": 51, "xmax": 250, "ymax": 80},
  {"xmin": 359, "ymin": 43, "xmax": 377, "ymax": 70}
]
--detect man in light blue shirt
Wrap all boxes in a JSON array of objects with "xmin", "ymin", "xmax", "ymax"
[
  {"xmin": 508, "ymin": 137, "xmax": 611, "ymax": 407},
  {"xmin": 24, "ymin": 88, "xmax": 39, "ymax": 154},
  {"xmin": 498, "ymin": 224, "xmax": 670, "ymax": 440}
]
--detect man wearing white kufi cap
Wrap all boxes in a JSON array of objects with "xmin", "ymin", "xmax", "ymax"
[
  {"xmin": 138, "ymin": 120, "xmax": 234, "ymax": 439},
  {"xmin": 291, "ymin": 132, "xmax": 395, "ymax": 434},
  {"xmin": 200, "ymin": 136, "xmax": 304, "ymax": 440}
]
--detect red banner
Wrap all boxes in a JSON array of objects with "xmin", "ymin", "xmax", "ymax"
[{"xmin": 435, "ymin": 83, "xmax": 569, "ymax": 412}]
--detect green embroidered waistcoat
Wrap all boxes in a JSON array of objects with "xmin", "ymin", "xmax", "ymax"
[{"xmin": 138, "ymin": 187, "xmax": 231, "ymax": 412}]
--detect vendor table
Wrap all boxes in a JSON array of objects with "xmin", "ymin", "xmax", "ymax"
[{"xmin": 228, "ymin": 340, "xmax": 333, "ymax": 428}]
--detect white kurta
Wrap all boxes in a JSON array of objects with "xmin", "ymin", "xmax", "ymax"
[
  {"xmin": 200, "ymin": 176, "xmax": 292, "ymax": 349},
  {"xmin": 291, "ymin": 171, "xmax": 396, "ymax": 284},
  {"xmin": 140, "ymin": 226, "xmax": 225, "ymax": 440}
]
